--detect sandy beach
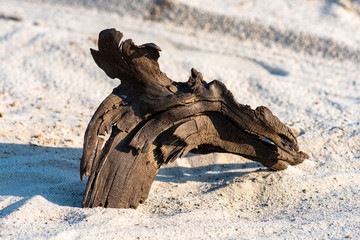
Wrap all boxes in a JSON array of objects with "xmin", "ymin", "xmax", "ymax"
[{"xmin": 0, "ymin": 0, "xmax": 359, "ymax": 239}]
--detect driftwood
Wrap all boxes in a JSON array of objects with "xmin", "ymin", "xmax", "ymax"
[{"xmin": 80, "ymin": 29, "xmax": 309, "ymax": 209}]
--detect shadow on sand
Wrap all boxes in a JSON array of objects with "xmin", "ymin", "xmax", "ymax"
[
  {"xmin": 0, "ymin": 143, "xmax": 268, "ymax": 215},
  {"xmin": 0, "ymin": 143, "xmax": 84, "ymax": 213},
  {"xmin": 157, "ymin": 160, "xmax": 266, "ymax": 183}
]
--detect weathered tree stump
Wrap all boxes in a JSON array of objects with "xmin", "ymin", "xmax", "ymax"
[{"xmin": 80, "ymin": 29, "xmax": 309, "ymax": 209}]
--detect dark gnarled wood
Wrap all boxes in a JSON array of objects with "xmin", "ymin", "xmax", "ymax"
[{"xmin": 80, "ymin": 28, "xmax": 309, "ymax": 209}]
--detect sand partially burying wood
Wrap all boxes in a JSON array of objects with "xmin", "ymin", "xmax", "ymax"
[{"xmin": 0, "ymin": 0, "xmax": 359, "ymax": 239}]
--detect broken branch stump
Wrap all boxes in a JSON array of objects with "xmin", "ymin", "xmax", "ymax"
[{"xmin": 80, "ymin": 28, "xmax": 309, "ymax": 209}]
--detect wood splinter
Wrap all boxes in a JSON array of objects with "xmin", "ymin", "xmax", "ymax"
[{"xmin": 80, "ymin": 28, "xmax": 309, "ymax": 209}]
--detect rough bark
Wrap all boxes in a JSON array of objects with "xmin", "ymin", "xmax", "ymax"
[{"xmin": 80, "ymin": 28, "xmax": 309, "ymax": 208}]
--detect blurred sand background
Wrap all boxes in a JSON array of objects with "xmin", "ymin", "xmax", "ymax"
[{"xmin": 0, "ymin": 0, "xmax": 359, "ymax": 239}]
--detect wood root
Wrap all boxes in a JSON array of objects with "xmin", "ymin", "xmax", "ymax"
[{"xmin": 80, "ymin": 28, "xmax": 309, "ymax": 208}]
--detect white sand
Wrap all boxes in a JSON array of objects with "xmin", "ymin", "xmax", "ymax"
[{"xmin": 0, "ymin": 0, "xmax": 359, "ymax": 239}]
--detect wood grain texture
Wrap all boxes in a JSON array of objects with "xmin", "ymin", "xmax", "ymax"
[{"xmin": 80, "ymin": 29, "xmax": 308, "ymax": 208}]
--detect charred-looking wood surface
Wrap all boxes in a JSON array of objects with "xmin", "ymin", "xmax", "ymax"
[{"xmin": 80, "ymin": 29, "xmax": 309, "ymax": 209}]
